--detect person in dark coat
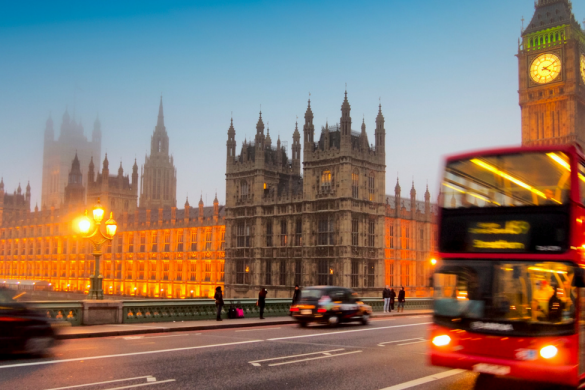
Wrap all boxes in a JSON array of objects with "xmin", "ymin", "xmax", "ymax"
[
  {"xmin": 389, "ymin": 288, "xmax": 397, "ymax": 312},
  {"xmin": 292, "ymin": 285, "xmax": 301, "ymax": 304},
  {"xmin": 258, "ymin": 288, "xmax": 267, "ymax": 319},
  {"xmin": 397, "ymin": 286, "xmax": 406, "ymax": 313},
  {"xmin": 383, "ymin": 285, "xmax": 391, "ymax": 313},
  {"xmin": 214, "ymin": 286, "xmax": 224, "ymax": 321}
]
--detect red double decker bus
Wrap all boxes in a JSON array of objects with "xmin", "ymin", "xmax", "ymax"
[{"xmin": 429, "ymin": 144, "xmax": 585, "ymax": 388}]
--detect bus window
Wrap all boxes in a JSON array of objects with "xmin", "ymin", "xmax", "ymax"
[
  {"xmin": 443, "ymin": 152, "xmax": 571, "ymax": 208},
  {"xmin": 434, "ymin": 260, "xmax": 576, "ymax": 328}
]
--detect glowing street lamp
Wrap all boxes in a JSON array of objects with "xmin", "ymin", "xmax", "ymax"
[
  {"xmin": 77, "ymin": 198, "xmax": 117, "ymax": 300},
  {"xmin": 430, "ymin": 258, "xmax": 437, "ymax": 266}
]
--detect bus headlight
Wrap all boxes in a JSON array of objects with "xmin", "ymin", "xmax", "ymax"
[
  {"xmin": 432, "ymin": 335, "xmax": 451, "ymax": 347},
  {"xmin": 540, "ymin": 345, "xmax": 558, "ymax": 359}
]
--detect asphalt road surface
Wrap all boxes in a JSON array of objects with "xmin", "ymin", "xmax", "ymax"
[{"xmin": 0, "ymin": 315, "xmax": 562, "ymax": 390}]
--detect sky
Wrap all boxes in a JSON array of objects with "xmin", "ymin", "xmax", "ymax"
[{"xmin": 2, "ymin": 0, "xmax": 584, "ymax": 208}]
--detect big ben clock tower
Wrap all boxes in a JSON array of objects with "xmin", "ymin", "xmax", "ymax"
[{"xmin": 519, "ymin": 0, "xmax": 585, "ymax": 148}]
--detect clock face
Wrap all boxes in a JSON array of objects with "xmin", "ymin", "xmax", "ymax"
[
  {"xmin": 530, "ymin": 53, "xmax": 562, "ymax": 84},
  {"xmin": 581, "ymin": 55, "xmax": 585, "ymax": 84}
]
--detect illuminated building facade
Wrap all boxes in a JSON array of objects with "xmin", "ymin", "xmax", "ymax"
[
  {"xmin": 519, "ymin": 0, "xmax": 585, "ymax": 148},
  {"xmin": 42, "ymin": 110, "xmax": 101, "ymax": 210},
  {"xmin": 224, "ymin": 93, "xmax": 437, "ymax": 298},
  {"xmin": 0, "ymin": 94, "xmax": 436, "ymax": 299}
]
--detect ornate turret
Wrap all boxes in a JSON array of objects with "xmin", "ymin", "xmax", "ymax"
[
  {"xmin": 292, "ymin": 120, "xmax": 301, "ymax": 174},
  {"xmin": 213, "ymin": 193, "xmax": 219, "ymax": 218},
  {"xmin": 198, "ymin": 195, "xmax": 204, "ymax": 218},
  {"xmin": 227, "ymin": 117, "xmax": 236, "ymax": 164},
  {"xmin": 360, "ymin": 117, "xmax": 368, "ymax": 150},
  {"xmin": 394, "ymin": 178, "xmax": 401, "ymax": 214},
  {"xmin": 340, "ymin": 90, "xmax": 351, "ymax": 138},
  {"xmin": 410, "ymin": 181, "xmax": 417, "ymax": 218},
  {"xmin": 118, "ymin": 162, "xmax": 124, "ymax": 177},
  {"xmin": 424, "ymin": 184, "xmax": 431, "ymax": 215},
  {"xmin": 303, "ymin": 97, "xmax": 314, "ymax": 159},
  {"xmin": 375, "ymin": 103, "xmax": 385, "ymax": 157},
  {"xmin": 65, "ymin": 153, "xmax": 85, "ymax": 207}
]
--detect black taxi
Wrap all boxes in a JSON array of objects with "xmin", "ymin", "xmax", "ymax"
[{"xmin": 290, "ymin": 286, "xmax": 372, "ymax": 327}]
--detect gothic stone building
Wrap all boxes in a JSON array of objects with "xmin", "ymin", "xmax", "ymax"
[
  {"xmin": 0, "ymin": 95, "xmax": 436, "ymax": 299},
  {"xmin": 519, "ymin": 0, "xmax": 585, "ymax": 147},
  {"xmin": 0, "ymin": 100, "xmax": 225, "ymax": 298},
  {"xmin": 224, "ymin": 93, "xmax": 437, "ymax": 298}
]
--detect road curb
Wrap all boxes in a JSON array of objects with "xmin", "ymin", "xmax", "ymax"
[{"xmin": 56, "ymin": 311, "xmax": 432, "ymax": 340}]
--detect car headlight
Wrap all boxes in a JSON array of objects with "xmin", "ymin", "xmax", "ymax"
[
  {"xmin": 432, "ymin": 335, "xmax": 451, "ymax": 347},
  {"xmin": 540, "ymin": 345, "xmax": 558, "ymax": 359}
]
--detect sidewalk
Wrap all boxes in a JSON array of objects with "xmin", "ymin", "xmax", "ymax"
[{"xmin": 55, "ymin": 310, "xmax": 432, "ymax": 340}]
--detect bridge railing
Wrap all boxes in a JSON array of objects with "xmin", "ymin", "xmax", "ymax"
[{"xmin": 22, "ymin": 298, "xmax": 433, "ymax": 326}]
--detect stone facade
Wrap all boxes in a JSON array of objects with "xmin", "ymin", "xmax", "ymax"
[
  {"xmin": 224, "ymin": 93, "xmax": 437, "ymax": 298},
  {"xmin": 519, "ymin": 0, "xmax": 585, "ymax": 148},
  {"xmin": 0, "ymin": 94, "xmax": 437, "ymax": 300},
  {"xmin": 42, "ymin": 110, "xmax": 101, "ymax": 209}
]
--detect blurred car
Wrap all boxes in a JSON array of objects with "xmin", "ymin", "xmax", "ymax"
[
  {"xmin": 290, "ymin": 286, "xmax": 372, "ymax": 327},
  {"xmin": 0, "ymin": 287, "xmax": 56, "ymax": 356}
]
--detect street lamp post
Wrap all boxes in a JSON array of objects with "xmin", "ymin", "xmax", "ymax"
[{"xmin": 77, "ymin": 199, "xmax": 117, "ymax": 300}]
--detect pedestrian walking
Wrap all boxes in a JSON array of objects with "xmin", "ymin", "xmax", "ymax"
[
  {"xmin": 290, "ymin": 285, "xmax": 301, "ymax": 316},
  {"xmin": 382, "ymin": 285, "xmax": 391, "ymax": 313},
  {"xmin": 397, "ymin": 286, "xmax": 406, "ymax": 313},
  {"xmin": 257, "ymin": 288, "xmax": 267, "ymax": 319},
  {"xmin": 214, "ymin": 286, "xmax": 224, "ymax": 321},
  {"xmin": 292, "ymin": 285, "xmax": 301, "ymax": 304},
  {"xmin": 390, "ymin": 288, "xmax": 396, "ymax": 312}
]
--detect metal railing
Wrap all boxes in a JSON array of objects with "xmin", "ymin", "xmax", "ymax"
[{"xmin": 23, "ymin": 297, "xmax": 433, "ymax": 326}]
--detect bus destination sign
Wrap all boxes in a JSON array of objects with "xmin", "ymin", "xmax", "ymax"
[{"xmin": 468, "ymin": 221, "xmax": 530, "ymax": 252}]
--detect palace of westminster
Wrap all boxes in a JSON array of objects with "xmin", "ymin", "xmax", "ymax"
[
  {"xmin": 5, "ymin": 0, "xmax": 583, "ymax": 299},
  {"xmin": 0, "ymin": 91, "xmax": 438, "ymax": 299}
]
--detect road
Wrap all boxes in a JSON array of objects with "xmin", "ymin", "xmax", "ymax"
[{"xmin": 0, "ymin": 315, "xmax": 556, "ymax": 390}]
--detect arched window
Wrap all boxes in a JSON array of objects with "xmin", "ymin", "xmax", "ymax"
[
  {"xmin": 352, "ymin": 170, "xmax": 359, "ymax": 198},
  {"xmin": 321, "ymin": 170, "xmax": 332, "ymax": 193},
  {"xmin": 368, "ymin": 172, "xmax": 375, "ymax": 201},
  {"xmin": 241, "ymin": 181, "xmax": 249, "ymax": 200}
]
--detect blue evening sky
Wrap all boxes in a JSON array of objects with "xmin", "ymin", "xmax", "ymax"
[{"xmin": 2, "ymin": 0, "xmax": 583, "ymax": 207}]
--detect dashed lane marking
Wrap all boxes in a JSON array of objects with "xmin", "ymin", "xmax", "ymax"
[
  {"xmin": 249, "ymin": 348, "xmax": 362, "ymax": 367},
  {"xmin": 267, "ymin": 322, "xmax": 432, "ymax": 341},
  {"xmin": 378, "ymin": 338, "xmax": 426, "ymax": 347},
  {"xmin": 43, "ymin": 375, "xmax": 175, "ymax": 390}
]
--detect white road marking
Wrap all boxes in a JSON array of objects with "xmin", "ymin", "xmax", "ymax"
[
  {"xmin": 378, "ymin": 338, "xmax": 426, "ymax": 347},
  {"xmin": 268, "ymin": 350, "xmax": 362, "ymax": 366},
  {"xmin": 100, "ymin": 379, "xmax": 176, "ymax": 390},
  {"xmin": 43, "ymin": 376, "xmax": 156, "ymax": 390},
  {"xmin": 123, "ymin": 336, "xmax": 144, "ymax": 340},
  {"xmin": 379, "ymin": 369, "xmax": 466, "ymax": 390},
  {"xmin": 106, "ymin": 324, "xmax": 170, "ymax": 329},
  {"xmin": 267, "ymin": 322, "xmax": 432, "ymax": 341},
  {"xmin": 138, "ymin": 334, "xmax": 189, "ymax": 339},
  {"xmin": 249, "ymin": 348, "xmax": 345, "ymax": 366},
  {"xmin": 398, "ymin": 340, "xmax": 427, "ymax": 346},
  {"xmin": 0, "ymin": 340, "xmax": 263, "ymax": 370},
  {"xmin": 236, "ymin": 327, "xmax": 281, "ymax": 332}
]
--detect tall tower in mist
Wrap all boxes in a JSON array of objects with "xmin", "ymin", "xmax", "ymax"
[
  {"xmin": 41, "ymin": 110, "xmax": 101, "ymax": 209},
  {"xmin": 139, "ymin": 97, "xmax": 177, "ymax": 209}
]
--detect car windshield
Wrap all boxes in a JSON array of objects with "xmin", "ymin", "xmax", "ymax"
[
  {"xmin": 442, "ymin": 152, "xmax": 571, "ymax": 208},
  {"xmin": 434, "ymin": 260, "xmax": 576, "ymax": 326},
  {"xmin": 299, "ymin": 289, "xmax": 324, "ymax": 300}
]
